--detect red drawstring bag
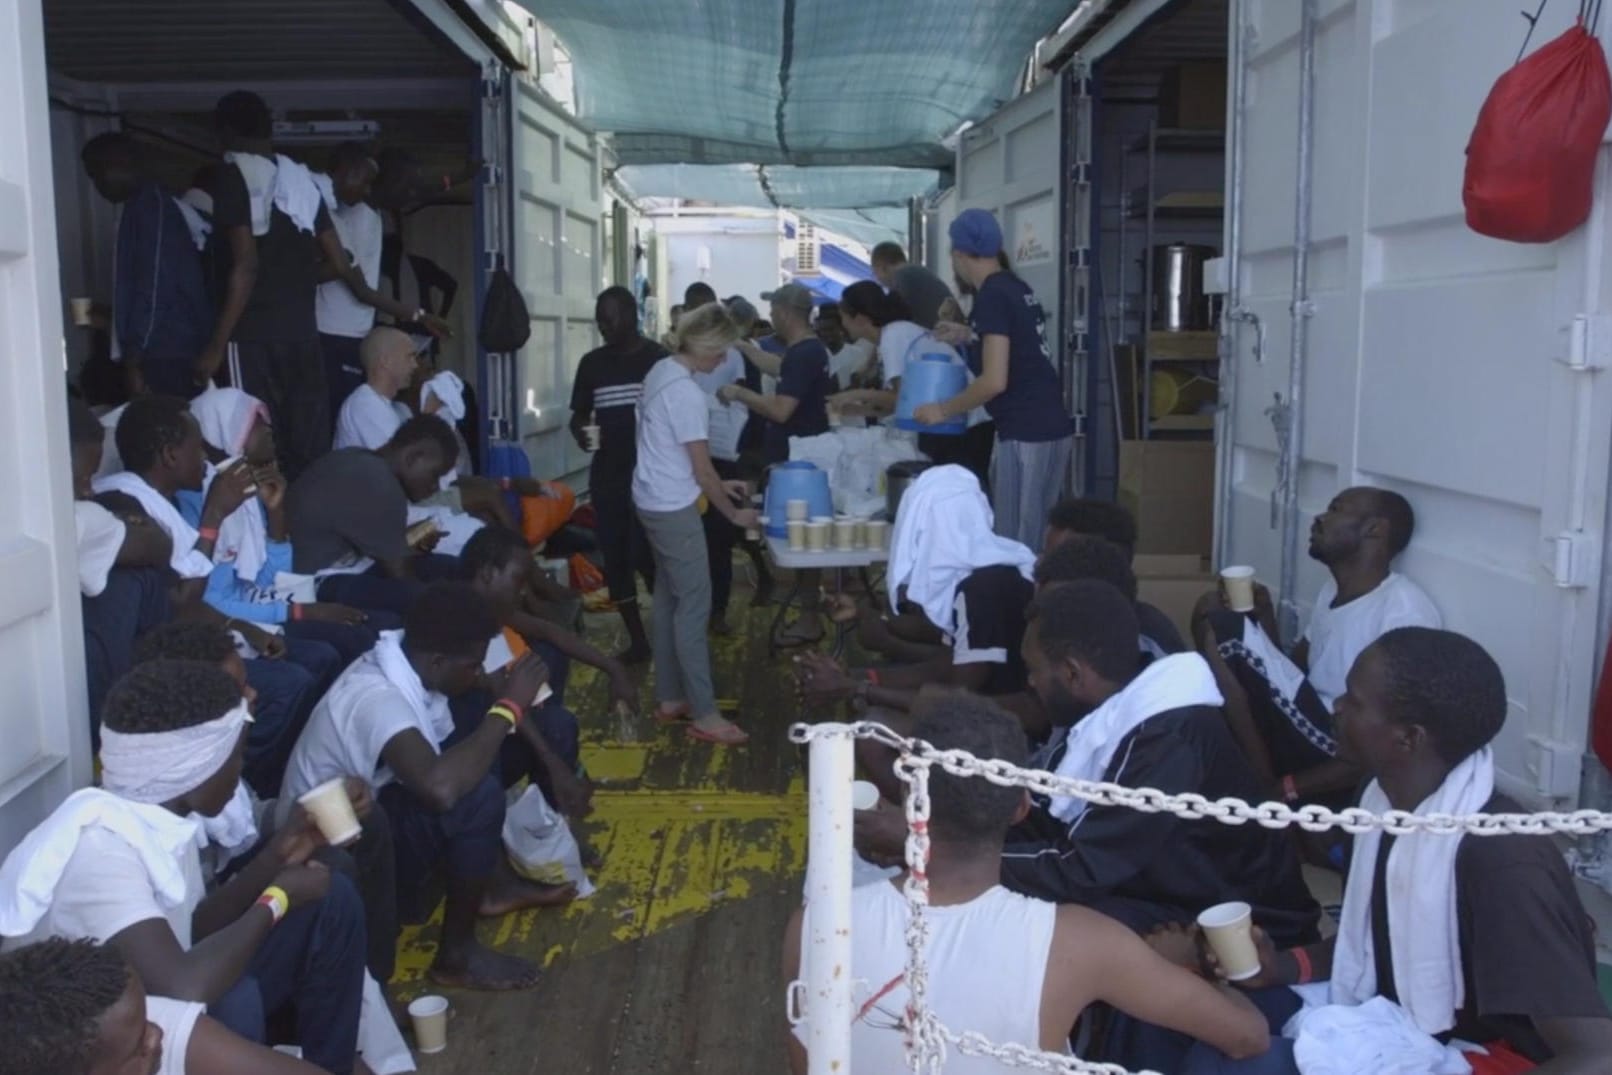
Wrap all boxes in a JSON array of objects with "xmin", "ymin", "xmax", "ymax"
[{"xmin": 1464, "ymin": 21, "xmax": 1612, "ymax": 243}]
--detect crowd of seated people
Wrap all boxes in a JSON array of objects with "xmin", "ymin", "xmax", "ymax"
[
  {"xmin": 18, "ymin": 106, "xmax": 1612, "ymax": 1072},
  {"xmin": 790, "ymin": 476, "xmax": 1612, "ymax": 1074}
]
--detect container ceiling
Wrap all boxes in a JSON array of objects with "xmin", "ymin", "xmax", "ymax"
[
  {"xmin": 43, "ymin": 0, "xmax": 478, "ymax": 83},
  {"xmin": 616, "ymin": 164, "xmax": 940, "ymax": 211},
  {"xmin": 516, "ymin": 0, "xmax": 1081, "ymax": 168}
]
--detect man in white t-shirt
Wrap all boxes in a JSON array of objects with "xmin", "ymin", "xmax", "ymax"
[
  {"xmin": 786, "ymin": 692, "xmax": 1273, "ymax": 1075},
  {"xmin": 280, "ymin": 582, "xmax": 568, "ymax": 991},
  {"xmin": 0, "ymin": 937, "xmax": 321, "ymax": 1074},
  {"xmin": 333, "ymin": 326, "xmax": 418, "ymax": 451},
  {"xmin": 317, "ymin": 143, "xmax": 450, "ymax": 433},
  {"xmin": 0, "ymin": 659, "xmax": 368, "ymax": 1072},
  {"xmin": 1193, "ymin": 486, "xmax": 1441, "ymax": 809}
]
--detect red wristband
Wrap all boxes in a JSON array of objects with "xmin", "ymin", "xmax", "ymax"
[
  {"xmin": 198, "ymin": 526, "xmax": 220, "ymax": 542},
  {"xmin": 1281, "ymin": 774, "xmax": 1299, "ymax": 803},
  {"xmin": 290, "ymin": 602, "xmax": 304, "ymax": 622},
  {"xmin": 499, "ymin": 477, "xmax": 514, "ymax": 492},
  {"xmin": 496, "ymin": 697, "xmax": 526, "ymax": 717},
  {"xmin": 1291, "ymin": 946, "xmax": 1313, "ymax": 985},
  {"xmin": 865, "ymin": 668, "xmax": 879, "ymax": 687}
]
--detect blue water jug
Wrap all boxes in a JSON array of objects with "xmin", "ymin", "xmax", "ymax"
[
  {"xmin": 762, "ymin": 461, "xmax": 834, "ymax": 538},
  {"xmin": 894, "ymin": 355, "xmax": 968, "ymax": 435}
]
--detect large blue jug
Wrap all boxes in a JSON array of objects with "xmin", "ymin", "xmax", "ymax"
[
  {"xmin": 762, "ymin": 461, "xmax": 834, "ymax": 538},
  {"xmin": 894, "ymin": 355, "xmax": 968, "ymax": 435}
]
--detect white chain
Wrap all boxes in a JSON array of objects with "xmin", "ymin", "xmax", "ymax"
[
  {"xmin": 790, "ymin": 721, "xmax": 1612, "ymax": 837},
  {"xmin": 790, "ymin": 718, "xmax": 1612, "ymax": 1075}
]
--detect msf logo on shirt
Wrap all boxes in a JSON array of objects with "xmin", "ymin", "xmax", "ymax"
[{"xmin": 1023, "ymin": 293, "xmax": 1052, "ymax": 360}]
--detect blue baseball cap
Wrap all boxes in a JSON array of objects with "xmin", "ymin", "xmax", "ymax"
[{"xmin": 949, "ymin": 208, "xmax": 1004, "ymax": 258}]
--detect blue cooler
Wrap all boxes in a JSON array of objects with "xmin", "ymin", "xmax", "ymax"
[
  {"xmin": 762, "ymin": 461, "xmax": 833, "ymax": 538},
  {"xmin": 894, "ymin": 355, "xmax": 968, "ymax": 435}
]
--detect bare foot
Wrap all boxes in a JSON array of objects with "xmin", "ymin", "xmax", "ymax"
[
  {"xmin": 428, "ymin": 942, "xmax": 543, "ymax": 991},
  {"xmin": 478, "ymin": 860, "xmax": 578, "ymax": 917}
]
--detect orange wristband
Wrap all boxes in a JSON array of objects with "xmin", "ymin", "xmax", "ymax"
[{"xmin": 198, "ymin": 526, "xmax": 220, "ymax": 542}]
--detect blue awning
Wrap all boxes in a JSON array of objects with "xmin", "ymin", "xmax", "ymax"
[{"xmin": 789, "ymin": 275, "xmax": 845, "ymax": 302}]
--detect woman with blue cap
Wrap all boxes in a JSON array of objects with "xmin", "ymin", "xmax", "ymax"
[{"xmin": 915, "ymin": 208, "xmax": 1075, "ymax": 551}]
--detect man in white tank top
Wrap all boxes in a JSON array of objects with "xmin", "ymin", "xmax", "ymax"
[{"xmin": 783, "ymin": 692, "xmax": 1276, "ymax": 1074}]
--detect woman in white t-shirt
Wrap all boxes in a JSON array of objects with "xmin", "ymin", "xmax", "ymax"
[
  {"xmin": 829, "ymin": 281, "xmax": 996, "ymax": 489},
  {"xmin": 633, "ymin": 303, "xmax": 761, "ymax": 746}
]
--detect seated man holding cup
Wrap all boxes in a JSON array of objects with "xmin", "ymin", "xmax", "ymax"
[
  {"xmin": 1193, "ymin": 487, "xmax": 1440, "ymax": 809},
  {"xmin": 789, "ymin": 691, "xmax": 1274, "ymax": 1075},
  {"xmin": 1160, "ymin": 628, "xmax": 1612, "ymax": 1075},
  {"xmin": 278, "ymin": 582, "xmax": 564, "ymax": 991},
  {"xmin": 0, "ymin": 660, "xmax": 369, "ymax": 1073}
]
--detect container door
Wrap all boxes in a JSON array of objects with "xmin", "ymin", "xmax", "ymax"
[
  {"xmin": 955, "ymin": 77, "xmax": 1079, "ymax": 480},
  {"xmin": 505, "ymin": 75, "xmax": 604, "ymax": 486},
  {"xmin": 1222, "ymin": 0, "xmax": 1612, "ymax": 806},
  {"xmin": 0, "ymin": 0, "xmax": 94, "ymax": 853}
]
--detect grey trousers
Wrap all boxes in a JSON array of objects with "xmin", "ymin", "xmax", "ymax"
[
  {"xmin": 990, "ymin": 434, "xmax": 1073, "ymax": 553},
  {"xmin": 638, "ymin": 502, "xmax": 717, "ymax": 716}
]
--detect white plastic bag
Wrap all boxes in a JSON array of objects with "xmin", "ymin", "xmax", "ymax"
[{"xmin": 501, "ymin": 786, "xmax": 595, "ymax": 897}]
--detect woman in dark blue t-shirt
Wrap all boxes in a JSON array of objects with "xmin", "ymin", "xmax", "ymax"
[{"xmin": 913, "ymin": 209, "xmax": 1074, "ymax": 551}]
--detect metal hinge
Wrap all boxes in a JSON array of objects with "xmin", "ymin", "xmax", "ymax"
[
  {"xmin": 1072, "ymin": 412, "xmax": 1088, "ymax": 438},
  {"xmin": 1564, "ymin": 314, "xmax": 1612, "ymax": 371},
  {"xmin": 1527, "ymin": 736, "xmax": 1582, "ymax": 799},
  {"xmin": 1549, "ymin": 531, "xmax": 1595, "ymax": 588}
]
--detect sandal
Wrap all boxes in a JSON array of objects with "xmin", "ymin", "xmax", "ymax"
[{"xmin": 686, "ymin": 722, "xmax": 750, "ymax": 746}]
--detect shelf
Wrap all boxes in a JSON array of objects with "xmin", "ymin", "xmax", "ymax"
[
  {"xmin": 1149, "ymin": 414, "xmax": 1216, "ymax": 432},
  {"xmin": 1126, "ymin": 203, "xmax": 1225, "ymax": 221},
  {"xmin": 1127, "ymin": 129, "xmax": 1227, "ymax": 154}
]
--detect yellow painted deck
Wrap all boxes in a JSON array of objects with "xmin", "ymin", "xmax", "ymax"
[{"xmin": 396, "ymin": 581, "xmax": 809, "ymax": 1074}]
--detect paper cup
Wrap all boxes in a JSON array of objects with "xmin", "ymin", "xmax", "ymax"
[
  {"xmin": 787, "ymin": 519, "xmax": 807, "ymax": 550},
  {"xmin": 786, "ymin": 498, "xmax": 809, "ymax": 522},
  {"xmin": 864, "ymin": 520, "xmax": 889, "ymax": 551},
  {"xmin": 805, "ymin": 520, "xmax": 831, "ymax": 551},
  {"xmin": 832, "ymin": 516, "xmax": 857, "ymax": 550},
  {"xmin": 297, "ymin": 778, "xmax": 362, "ymax": 847},
  {"xmin": 852, "ymin": 780, "xmax": 880, "ymax": 811},
  {"xmin": 1197, "ymin": 901, "xmax": 1261, "ymax": 981},
  {"xmin": 69, "ymin": 297, "xmax": 94, "ymax": 327},
  {"xmin": 583, "ymin": 424, "xmax": 601, "ymax": 451},
  {"xmin": 1221, "ymin": 566, "xmax": 1258, "ymax": 613},
  {"xmin": 408, "ymin": 994, "xmax": 450, "ymax": 1054},
  {"xmin": 851, "ymin": 516, "xmax": 870, "ymax": 549},
  {"xmin": 750, "ymin": 515, "xmax": 767, "ymax": 542}
]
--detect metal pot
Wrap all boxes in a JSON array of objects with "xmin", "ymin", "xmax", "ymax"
[
  {"xmin": 1150, "ymin": 243, "xmax": 1217, "ymax": 332},
  {"xmin": 886, "ymin": 460, "xmax": 934, "ymax": 521}
]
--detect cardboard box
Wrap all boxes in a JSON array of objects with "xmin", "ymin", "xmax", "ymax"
[
  {"xmin": 1136, "ymin": 554, "xmax": 1214, "ymax": 644},
  {"xmin": 1158, "ymin": 62, "xmax": 1228, "ymax": 131},
  {"xmin": 1119, "ymin": 440, "xmax": 1215, "ymax": 556}
]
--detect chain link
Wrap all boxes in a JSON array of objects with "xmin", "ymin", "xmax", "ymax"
[{"xmin": 790, "ymin": 719, "xmax": 1612, "ymax": 1075}]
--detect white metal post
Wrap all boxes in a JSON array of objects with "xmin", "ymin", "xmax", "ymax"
[{"xmin": 804, "ymin": 730, "xmax": 856, "ymax": 1075}]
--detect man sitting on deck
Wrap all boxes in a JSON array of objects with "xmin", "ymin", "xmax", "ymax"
[
  {"xmin": 796, "ymin": 465, "xmax": 1038, "ymax": 720},
  {"xmin": 1193, "ymin": 486, "xmax": 1440, "ymax": 808},
  {"xmin": 0, "ymin": 660, "xmax": 368, "ymax": 1073},
  {"xmin": 278, "ymin": 583, "xmax": 568, "ymax": 991},
  {"xmin": 1170, "ymin": 628, "xmax": 1612, "ymax": 1075},
  {"xmin": 789, "ymin": 692, "xmax": 1274, "ymax": 1074},
  {"xmin": 332, "ymin": 325, "xmax": 418, "ymax": 453},
  {"xmin": 857, "ymin": 581, "xmax": 1319, "ymax": 945},
  {"xmin": 0, "ymin": 937, "xmax": 323, "ymax": 1075}
]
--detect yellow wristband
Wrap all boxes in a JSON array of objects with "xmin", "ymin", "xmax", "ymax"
[
  {"xmin": 488, "ymin": 704, "xmax": 520, "ymax": 733},
  {"xmin": 256, "ymin": 885, "xmax": 290, "ymax": 925}
]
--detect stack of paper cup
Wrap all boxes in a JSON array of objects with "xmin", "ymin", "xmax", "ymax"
[
  {"xmin": 864, "ymin": 519, "xmax": 889, "ymax": 552},
  {"xmin": 832, "ymin": 516, "xmax": 857, "ymax": 550},
  {"xmin": 851, "ymin": 516, "xmax": 871, "ymax": 549},
  {"xmin": 787, "ymin": 519, "xmax": 807, "ymax": 550},
  {"xmin": 805, "ymin": 518, "xmax": 831, "ymax": 551},
  {"xmin": 1221, "ymin": 566, "xmax": 1258, "ymax": 613}
]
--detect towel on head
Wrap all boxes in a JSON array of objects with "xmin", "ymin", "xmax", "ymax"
[
  {"xmin": 1331, "ymin": 748, "xmax": 1495, "ymax": 1035},
  {"xmin": 100, "ymin": 699, "xmax": 254, "ymax": 806},
  {"xmin": 422, "ymin": 371, "xmax": 467, "ymax": 423},
  {"xmin": 886, "ymin": 464, "xmax": 1036, "ymax": 633}
]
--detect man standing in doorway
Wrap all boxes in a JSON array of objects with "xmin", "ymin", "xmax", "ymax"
[
  {"xmin": 81, "ymin": 133, "xmax": 215, "ymax": 400},
  {"xmin": 870, "ymin": 240, "xmax": 955, "ymax": 331}
]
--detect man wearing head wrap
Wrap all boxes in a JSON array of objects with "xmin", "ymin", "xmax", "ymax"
[{"xmin": 0, "ymin": 659, "xmax": 369, "ymax": 1073}]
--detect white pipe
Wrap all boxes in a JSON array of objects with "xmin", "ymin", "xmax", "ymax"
[
  {"xmin": 804, "ymin": 731, "xmax": 855, "ymax": 1075},
  {"xmin": 1276, "ymin": 0, "xmax": 1319, "ymax": 642},
  {"xmin": 1213, "ymin": 0, "xmax": 1252, "ymax": 569}
]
